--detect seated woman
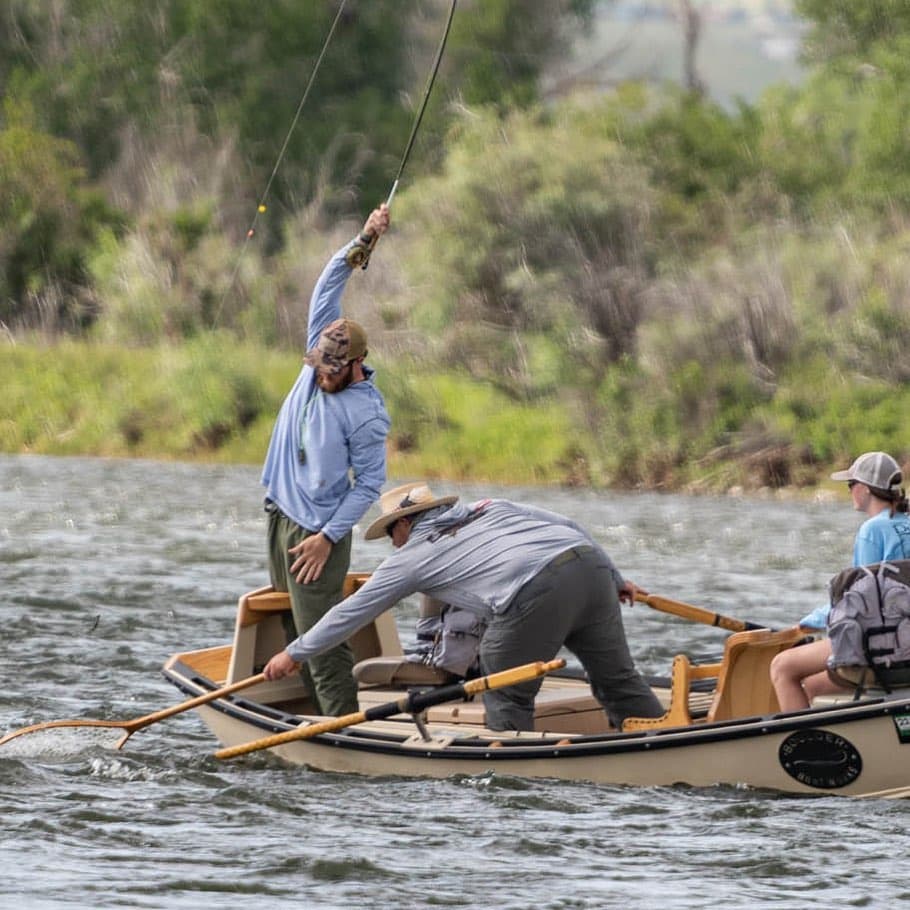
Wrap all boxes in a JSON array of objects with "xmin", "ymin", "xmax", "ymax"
[{"xmin": 770, "ymin": 452, "xmax": 910, "ymax": 711}]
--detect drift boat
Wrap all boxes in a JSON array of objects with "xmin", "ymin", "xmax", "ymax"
[{"xmin": 162, "ymin": 575, "xmax": 910, "ymax": 798}]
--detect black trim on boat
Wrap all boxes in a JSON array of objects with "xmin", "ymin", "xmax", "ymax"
[{"xmin": 163, "ymin": 659, "xmax": 910, "ymax": 765}]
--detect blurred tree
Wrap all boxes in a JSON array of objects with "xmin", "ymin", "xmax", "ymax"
[
  {"xmin": 400, "ymin": 102, "xmax": 655, "ymax": 398},
  {"xmin": 761, "ymin": 0, "xmax": 910, "ymax": 210},
  {"xmin": 0, "ymin": 0, "xmax": 606, "ymax": 339},
  {"xmin": 796, "ymin": 0, "xmax": 910, "ymax": 62},
  {"xmin": 1, "ymin": 1, "xmax": 412, "ymax": 219},
  {"xmin": 446, "ymin": 0, "xmax": 596, "ymax": 108},
  {"xmin": 620, "ymin": 89, "xmax": 764, "ymax": 243},
  {"xmin": 677, "ymin": 0, "xmax": 706, "ymax": 97},
  {"xmin": 1, "ymin": 0, "xmax": 601, "ymax": 222},
  {"xmin": 0, "ymin": 100, "xmax": 121, "ymax": 332}
]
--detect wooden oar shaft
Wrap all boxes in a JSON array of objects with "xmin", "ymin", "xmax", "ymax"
[
  {"xmin": 463, "ymin": 659, "xmax": 565, "ymax": 695},
  {"xmin": 215, "ymin": 658, "xmax": 566, "ymax": 760},
  {"xmin": 126, "ymin": 672, "xmax": 266, "ymax": 731},
  {"xmin": 636, "ymin": 593, "xmax": 766, "ymax": 633}
]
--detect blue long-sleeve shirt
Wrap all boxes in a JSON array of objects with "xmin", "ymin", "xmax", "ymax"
[
  {"xmin": 801, "ymin": 509, "xmax": 910, "ymax": 628},
  {"xmin": 286, "ymin": 498, "xmax": 624, "ymax": 663},
  {"xmin": 261, "ymin": 240, "xmax": 390, "ymax": 542}
]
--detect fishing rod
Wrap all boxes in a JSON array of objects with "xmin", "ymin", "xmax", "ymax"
[
  {"xmin": 215, "ymin": 0, "xmax": 349, "ymax": 323},
  {"xmin": 345, "ymin": 0, "xmax": 458, "ymax": 269}
]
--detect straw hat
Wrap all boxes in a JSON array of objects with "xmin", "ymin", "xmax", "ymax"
[{"xmin": 364, "ymin": 482, "xmax": 458, "ymax": 540}]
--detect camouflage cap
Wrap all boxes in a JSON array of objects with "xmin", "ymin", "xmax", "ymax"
[{"xmin": 305, "ymin": 318, "xmax": 368, "ymax": 375}]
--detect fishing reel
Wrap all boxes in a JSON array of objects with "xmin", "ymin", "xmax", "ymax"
[{"xmin": 345, "ymin": 231, "xmax": 378, "ymax": 270}]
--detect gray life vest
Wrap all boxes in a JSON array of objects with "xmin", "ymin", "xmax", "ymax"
[
  {"xmin": 827, "ymin": 559, "xmax": 910, "ymax": 690},
  {"xmin": 409, "ymin": 606, "xmax": 486, "ymax": 678}
]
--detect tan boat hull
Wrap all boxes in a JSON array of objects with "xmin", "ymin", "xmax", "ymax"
[{"xmin": 163, "ymin": 582, "xmax": 910, "ymax": 798}]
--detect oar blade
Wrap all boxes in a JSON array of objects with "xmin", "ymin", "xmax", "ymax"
[
  {"xmin": 0, "ymin": 716, "xmax": 129, "ymax": 747},
  {"xmin": 0, "ymin": 719, "xmax": 130, "ymax": 756},
  {"xmin": 0, "ymin": 672, "xmax": 266, "ymax": 753}
]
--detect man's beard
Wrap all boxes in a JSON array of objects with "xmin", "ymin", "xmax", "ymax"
[{"xmin": 317, "ymin": 363, "xmax": 354, "ymax": 393}]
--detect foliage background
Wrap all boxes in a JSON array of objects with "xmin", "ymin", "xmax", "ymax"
[{"xmin": 1, "ymin": 0, "xmax": 908, "ymax": 491}]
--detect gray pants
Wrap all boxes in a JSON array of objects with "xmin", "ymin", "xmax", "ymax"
[
  {"xmin": 479, "ymin": 546, "xmax": 663, "ymax": 731},
  {"xmin": 267, "ymin": 504, "xmax": 358, "ymax": 716}
]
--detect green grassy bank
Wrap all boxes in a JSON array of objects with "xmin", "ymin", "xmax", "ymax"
[
  {"xmin": 4, "ymin": 337, "xmax": 908, "ymax": 494},
  {"xmin": 0, "ymin": 338, "xmax": 582, "ymax": 486}
]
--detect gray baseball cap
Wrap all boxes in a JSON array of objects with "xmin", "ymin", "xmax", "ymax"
[{"xmin": 831, "ymin": 451, "xmax": 903, "ymax": 491}]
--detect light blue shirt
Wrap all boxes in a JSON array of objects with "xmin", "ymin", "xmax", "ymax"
[
  {"xmin": 286, "ymin": 499, "xmax": 624, "ymax": 663},
  {"xmin": 801, "ymin": 509, "xmax": 910, "ymax": 628},
  {"xmin": 261, "ymin": 241, "xmax": 390, "ymax": 542},
  {"xmin": 853, "ymin": 509, "xmax": 910, "ymax": 565}
]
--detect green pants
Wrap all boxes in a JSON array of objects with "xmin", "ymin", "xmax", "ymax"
[{"xmin": 267, "ymin": 505, "xmax": 358, "ymax": 716}]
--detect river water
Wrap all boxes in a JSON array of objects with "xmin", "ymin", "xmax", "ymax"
[{"xmin": 1, "ymin": 454, "xmax": 906, "ymax": 909}]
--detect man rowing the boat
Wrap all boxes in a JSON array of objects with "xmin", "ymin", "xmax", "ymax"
[
  {"xmin": 263, "ymin": 482, "xmax": 663, "ymax": 731},
  {"xmin": 261, "ymin": 204, "xmax": 391, "ymax": 717}
]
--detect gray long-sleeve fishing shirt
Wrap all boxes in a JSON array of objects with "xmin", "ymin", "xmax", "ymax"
[{"xmin": 285, "ymin": 498, "xmax": 624, "ymax": 664}]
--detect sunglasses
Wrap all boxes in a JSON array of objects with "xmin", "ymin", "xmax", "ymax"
[{"xmin": 386, "ymin": 492, "xmax": 422, "ymax": 539}]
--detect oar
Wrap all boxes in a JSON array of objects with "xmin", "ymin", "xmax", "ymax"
[
  {"xmin": 635, "ymin": 592, "xmax": 768, "ymax": 633},
  {"xmin": 0, "ymin": 672, "xmax": 266, "ymax": 750},
  {"xmin": 215, "ymin": 658, "xmax": 566, "ymax": 761}
]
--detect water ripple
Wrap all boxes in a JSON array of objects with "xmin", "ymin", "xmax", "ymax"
[{"xmin": 3, "ymin": 455, "xmax": 910, "ymax": 910}]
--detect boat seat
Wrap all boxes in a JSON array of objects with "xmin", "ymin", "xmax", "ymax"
[
  {"xmin": 225, "ymin": 574, "xmax": 403, "ymax": 685},
  {"xmin": 353, "ymin": 657, "xmax": 455, "ymax": 687},
  {"xmin": 622, "ymin": 626, "xmax": 810, "ymax": 732}
]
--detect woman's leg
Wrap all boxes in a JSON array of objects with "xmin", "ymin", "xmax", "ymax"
[
  {"xmin": 803, "ymin": 667, "xmax": 855, "ymax": 702},
  {"xmin": 770, "ymin": 638, "xmax": 832, "ymax": 711}
]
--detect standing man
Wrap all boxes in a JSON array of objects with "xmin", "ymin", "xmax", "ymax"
[
  {"xmin": 263, "ymin": 482, "xmax": 664, "ymax": 732},
  {"xmin": 261, "ymin": 204, "xmax": 391, "ymax": 716}
]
